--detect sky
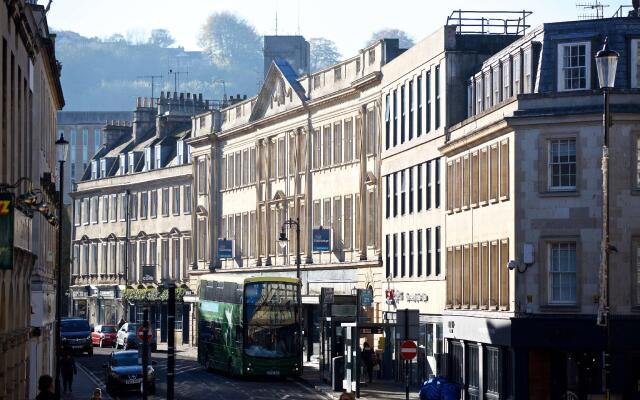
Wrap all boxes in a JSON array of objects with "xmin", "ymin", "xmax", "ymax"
[{"xmin": 47, "ymin": 0, "xmax": 631, "ymax": 57}]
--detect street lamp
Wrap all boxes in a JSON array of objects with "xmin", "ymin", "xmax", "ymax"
[
  {"xmin": 595, "ymin": 37, "xmax": 618, "ymax": 398},
  {"xmin": 278, "ymin": 218, "xmax": 304, "ymax": 366},
  {"xmin": 54, "ymin": 132, "xmax": 68, "ymax": 400}
]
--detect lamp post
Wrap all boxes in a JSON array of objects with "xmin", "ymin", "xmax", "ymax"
[
  {"xmin": 278, "ymin": 218, "xmax": 303, "ymax": 368},
  {"xmin": 595, "ymin": 37, "xmax": 618, "ymax": 399},
  {"xmin": 54, "ymin": 132, "xmax": 69, "ymax": 399}
]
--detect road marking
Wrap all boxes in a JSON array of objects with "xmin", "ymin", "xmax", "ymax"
[
  {"xmin": 289, "ymin": 378, "xmax": 334, "ymax": 399},
  {"xmin": 76, "ymin": 363, "xmax": 112, "ymax": 399}
]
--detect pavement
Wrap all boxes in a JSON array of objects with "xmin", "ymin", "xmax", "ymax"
[
  {"xmin": 298, "ymin": 358, "xmax": 420, "ymax": 400},
  {"xmin": 60, "ymin": 362, "xmax": 112, "ymax": 400}
]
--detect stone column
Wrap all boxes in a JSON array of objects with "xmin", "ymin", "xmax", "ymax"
[
  {"xmin": 209, "ymin": 136, "xmax": 220, "ymax": 269},
  {"xmin": 255, "ymin": 139, "xmax": 263, "ymax": 267},
  {"xmin": 305, "ymin": 118, "xmax": 313, "ymax": 264},
  {"xmin": 358, "ymin": 105, "xmax": 368, "ymax": 260},
  {"xmin": 190, "ymin": 156, "xmax": 198, "ymax": 270},
  {"xmin": 263, "ymin": 139, "xmax": 273, "ymax": 266}
]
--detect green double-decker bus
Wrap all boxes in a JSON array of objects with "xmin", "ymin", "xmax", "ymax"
[{"xmin": 197, "ymin": 275, "xmax": 302, "ymax": 377}]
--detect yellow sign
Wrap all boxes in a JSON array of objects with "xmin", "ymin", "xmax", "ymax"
[
  {"xmin": 0, "ymin": 200, "xmax": 10, "ymax": 216},
  {"xmin": 377, "ymin": 336, "xmax": 385, "ymax": 350}
]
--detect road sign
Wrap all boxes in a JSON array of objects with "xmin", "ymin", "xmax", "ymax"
[
  {"xmin": 396, "ymin": 309, "xmax": 420, "ymax": 340},
  {"xmin": 136, "ymin": 325, "xmax": 153, "ymax": 341},
  {"xmin": 400, "ymin": 340, "xmax": 417, "ymax": 360}
]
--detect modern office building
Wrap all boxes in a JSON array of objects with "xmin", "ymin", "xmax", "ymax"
[{"xmin": 57, "ymin": 111, "xmax": 131, "ymax": 203}]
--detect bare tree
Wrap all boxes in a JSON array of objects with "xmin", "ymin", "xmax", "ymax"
[
  {"xmin": 198, "ymin": 11, "xmax": 262, "ymax": 69},
  {"xmin": 309, "ymin": 38, "xmax": 341, "ymax": 72},
  {"xmin": 149, "ymin": 29, "xmax": 175, "ymax": 48},
  {"xmin": 366, "ymin": 29, "xmax": 414, "ymax": 48}
]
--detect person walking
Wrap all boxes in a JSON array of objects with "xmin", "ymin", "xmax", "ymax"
[
  {"xmin": 361, "ymin": 341, "xmax": 375, "ymax": 383},
  {"xmin": 60, "ymin": 353, "xmax": 77, "ymax": 393},
  {"xmin": 35, "ymin": 375, "xmax": 55, "ymax": 400}
]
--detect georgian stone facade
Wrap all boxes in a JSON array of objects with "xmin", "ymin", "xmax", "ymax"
[{"xmin": 0, "ymin": 1, "xmax": 65, "ymax": 398}]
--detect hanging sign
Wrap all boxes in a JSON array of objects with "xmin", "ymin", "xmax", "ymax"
[
  {"xmin": 0, "ymin": 193, "xmax": 15, "ymax": 270},
  {"xmin": 312, "ymin": 227, "xmax": 331, "ymax": 251}
]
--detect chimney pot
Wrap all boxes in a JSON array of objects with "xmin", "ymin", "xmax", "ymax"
[
  {"xmin": 160, "ymin": 91, "xmax": 165, "ymax": 99},
  {"xmin": 187, "ymin": 92, "xmax": 191, "ymax": 99},
  {"xmin": 243, "ymin": 94, "xmax": 247, "ymax": 100},
  {"xmin": 180, "ymin": 93, "xmax": 184, "ymax": 100},
  {"xmin": 237, "ymin": 93, "xmax": 240, "ymax": 99},
  {"xmin": 199, "ymin": 93, "xmax": 203, "ymax": 102},
  {"xmin": 173, "ymin": 92, "xmax": 178, "ymax": 99},
  {"xmin": 137, "ymin": 97, "xmax": 142, "ymax": 107}
]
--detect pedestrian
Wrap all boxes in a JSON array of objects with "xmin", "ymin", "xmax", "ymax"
[
  {"xmin": 89, "ymin": 388, "xmax": 102, "ymax": 399},
  {"xmin": 361, "ymin": 341, "xmax": 375, "ymax": 383},
  {"xmin": 60, "ymin": 353, "xmax": 77, "ymax": 393},
  {"xmin": 35, "ymin": 375, "xmax": 55, "ymax": 400},
  {"xmin": 339, "ymin": 392, "xmax": 355, "ymax": 400}
]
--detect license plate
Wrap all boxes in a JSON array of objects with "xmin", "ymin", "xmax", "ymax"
[
  {"xmin": 126, "ymin": 378, "xmax": 141, "ymax": 384},
  {"xmin": 72, "ymin": 345, "xmax": 83, "ymax": 349},
  {"xmin": 266, "ymin": 370, "xmax": 280, "ymax": 376}
]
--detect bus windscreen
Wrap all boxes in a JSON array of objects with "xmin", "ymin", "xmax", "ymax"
[{"xmin": 244, "ymin": 282, "xmax": 298, "ymax": 358}]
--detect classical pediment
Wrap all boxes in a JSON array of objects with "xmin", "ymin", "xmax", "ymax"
[{"xmin": 249, "ymin": 58, "xmax": 307, "ymax": 123}]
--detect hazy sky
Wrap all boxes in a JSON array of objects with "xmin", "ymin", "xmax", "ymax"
[{"xmin": 47, "ymin": 0, "xmax": 631, "ymax": 56}]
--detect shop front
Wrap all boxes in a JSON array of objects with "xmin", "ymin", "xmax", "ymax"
[{"xmin": 70, "ymin": 286, "xmax": 89, "ymax": 319}]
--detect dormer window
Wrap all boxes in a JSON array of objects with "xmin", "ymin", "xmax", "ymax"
[
  {"xmin": 119, "ymin": 154, "xmax": 126, "ymax": 175},
  {"xmin": 100, "ymin": 159, "xmax": 107, "ymax": 178},
  {"xmin": 186, "ymin": 144, "xmax": 192, "ymax": 164},
  {"xmin": 176, "ymin": 141, "xmax": 184, "ymax": 166},
  {"xmin": 557, "ymin": 42, "xmax": 591, "ymax": 91},
  {"xmin": 155, "ymin": 145, "xmax": 162, "ymax": 169},
  {"xmin": 128, "ymin": 153, "xmax": 135, "ymax": 173},
  {"xmin": 91, "ymin": 160, "xmax": 98, "ymax": 179},
  {"xmin": 144, "ymin": 148, "xmax": 152, "ymax": 171}
]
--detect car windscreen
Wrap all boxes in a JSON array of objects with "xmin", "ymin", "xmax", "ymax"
[
  {"xmin": 127, "ymin": 324, "xmax": 138, "ymax": 333},
  {"xmin": 112, "ymin": 353, "xmax": 139, "ymax": 367},
  {"xmin": 101, "ymin": 326, "xmax": 116, "ymax": 333},
  {"xmin": 61, "ymin": 320, "xmax": 90, "ymax": 332}
]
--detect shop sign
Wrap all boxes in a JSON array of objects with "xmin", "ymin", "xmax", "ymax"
[
  {"xmin": 140, "ymin": 265, "xmax": 156, "ymax": 284},
  {"xmin": 312, "ymin": 228, "xmax": 331, "ymax": 251},
  {"xmin": 218, "ymin": 239, "xmax": 234, "ymax": 259},
  {"xmin": 0, "ymin": 192, "xmax": 14, "ymax": 270},
  {"xmin": 100, "ymin": 290, "xmax": 115, "ymax": 299},
  {"xmin": 71, "ymin": 288, "xmax": 88, "ymax": 299},
  {"xmin": 359, "ymin": 288, "xmax": 373, "ymax": 307},
  {"xmin": 387, "ymin": 289, "xmax": 428, "ymax": 304}
]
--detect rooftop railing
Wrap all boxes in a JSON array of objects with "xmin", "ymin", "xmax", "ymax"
[{"xmin": 446, "ymin": 10, "xmax": 532, "ymax": 35}]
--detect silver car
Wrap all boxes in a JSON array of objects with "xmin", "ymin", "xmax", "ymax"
[{"xmin": 115, "ymin": 323, "xmax": 157, "ymax": 352}]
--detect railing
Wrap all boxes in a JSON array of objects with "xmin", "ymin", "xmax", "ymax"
[
  {"xmin": 446, "ymin": 10, "xmax": 532, "ymax": 35},
  {"xmin": 612, "ymin": 5, "xmax": 637, "ymax": 18}
]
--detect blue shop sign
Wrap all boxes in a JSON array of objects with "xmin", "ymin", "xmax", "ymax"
[
  {"xmin": 312, "ymin": 228, "xmax": 331, "ymax": 252},
  {"xmin": 218, "ymin": 239, "xmax": 234, "ymax": 259}
]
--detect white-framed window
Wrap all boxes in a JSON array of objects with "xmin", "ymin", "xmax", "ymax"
[
  {"xmin": 91, "ymin": 196, "xmax": 99, "ymax": 224},
  {"xmin": 119, "ymin": 154, "xmax": 126, "ymax": 175},
  {"xmin": 140, "ymin": 191, "xmax": 148, "ymax": 219},
  {"xmin": 119, "ymin": 193, "xmax": 127, "ymax": 221},
  {"xmin": 548, "ymin": 138, "xmax": 577, "ymax": 191},
  {"xmin": 101, "ymin": 195, "xmax": 109, "ymax": 222},
  {"xmin": 128, "ymin": 152, "xmax": 136, "ymax": 173},
  {"xmin": 100, "ymin": 159, "xmax": 107, "ymax": 178},
  {"xmin": 176, "ymin": 140, "xmax": 184, "ymax": 165},
  {"xmin": 82, "ymin": 198, "xmax": 90, "ymax": 225},
  {"xmin": 548, "ymin": 242, "xmax": 577, "ymax": 304},
  {"xmin": 155, "ymin": 145, "xmax": 162, "ymax": 169},
  {"xmin": 74, "ymin": 199, "xmax": 81, "ymax": 226},
  {"xmin": 172, "ymin": 186, "xmax": 180, "ymax": 215},
  {"xmin": 183, "ymin": 185, "xmax": 192, "ymax": 214},
  {"xmin": 130, "ymin": 193, "xmax": 138, "ymax": 220},
  {"xmin": 198, "ymin": 158, "xmax": 207, "ymax": 194},
  {"xmin": 91, "ymin": 160, "xmax": 98, "ymax": 179},
  {"xmin": 150, "ymin": 190, "xmax": 158, "ymax": 218},
  {"xmin": 523, "ymin": 47, "xmax": 533, "ymax": 93},
  {"xmin": 558, "ymin": 42, "xmax": 591, "ymax": 91},
  {"xmin": 631, "ymin": 39, "xmax": 640, "ymax": 88},
  {"xmin": 144, "ymin": 147, "xmax": 152, "ymax": 171},
  {"xmin": 110, "ymin": 194, "xmax": 117, "ymax": 222},
  {"xmin": 162, "ymin": 188, "xmax": 170, "ymax": 216}
]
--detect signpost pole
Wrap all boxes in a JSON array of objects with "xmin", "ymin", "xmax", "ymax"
[
  {"xmin": 142, "ymin": 308, "xmax": 149, "ymax": 400},
  {"xmin": 167, "ymin": 283, "xmax": 175, "ymax": 400},
  {"xmin": 405, "ymin": 308, "xmax": 409, "ymax": 400},
  {"xmin": 355, "ymin": 289, "xmax": 361, "ymax": 398}
]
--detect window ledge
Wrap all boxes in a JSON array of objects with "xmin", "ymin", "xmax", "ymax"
[
  {"xmin": 539, "ymin": 190, "xmax": 580, "ymax": 198},
  {"xmin": 539, "ymin": 304, "xmax": 581, "ymax": 312}
]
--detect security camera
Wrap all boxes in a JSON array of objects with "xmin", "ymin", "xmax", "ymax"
[{"xmin": 507, "ymin": 260, "xmax": 519, "ymax": 271}]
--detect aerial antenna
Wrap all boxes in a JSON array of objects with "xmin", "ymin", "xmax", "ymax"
[
  {"xmin": 168, "ymin": 54, "xmax": 189, "ymax": 92},
  {"xmin": 297, "ymin": 0, "xmax": 301, "ymax": 35},
  {"xmin": 576, "ymin": 1, "xmax": 609, "ymax": 19},
  {"xmin": 275, "ymin": 0, "xmax": 279, "ymax": 35},
  {"xmin": 136, "ymin": 74, "xmax": 163, "ymax": 102}
]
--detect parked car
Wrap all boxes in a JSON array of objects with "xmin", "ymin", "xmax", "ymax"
[
  {"xmin": 116, "ymin": 322, "xmax": 157, "ymax": 352},
  {"xmin": 104, "ymin": 350, "xmax": 155, "ymax": 396},
  {"xmin": 61, "ymin": 317, "xmax": 93, "ymax": 355},
  {"xmin": 91, "ymin": 324, "xmax": 118, "ymax": 348}
]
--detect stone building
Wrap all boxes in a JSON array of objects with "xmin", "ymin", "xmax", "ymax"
[
  {"xmin": 56, "ymin": 111, "xmax": 131, "ymax": 203},
  {"xmin": 188, "ymin": 40, "xmax": 404, "ymax": 359},
  {"xmin": 379, "ymin": 24, "xmax": 519, "ymax": 383},
  {"xmin": 441, "ymin": 16, "xmax": 640, "ymax": 399},
  {"xmin": 0, "ymin": 1, "xmax": 65, "ymax": 398},
  {"xmin": 69, "ymin": 93, "xmax": 207, "ymax": 346}
]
